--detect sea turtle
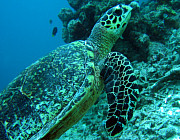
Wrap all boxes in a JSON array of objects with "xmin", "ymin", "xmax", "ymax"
[{"xmin": 0, "ymin": 3, "xmax": 139, "ymax": 140}]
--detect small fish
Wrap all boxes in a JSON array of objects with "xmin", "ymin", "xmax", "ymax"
[
  {"xmin": 52, "ymin": 27, "xmax": 58, "ymax": 37},
  {"xmin": 49, "ymin": 19, "xmax": 53, "ymax": 24}
]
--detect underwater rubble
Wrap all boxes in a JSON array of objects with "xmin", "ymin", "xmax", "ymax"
[{"xmin": 59, "ymin": 0, "xmax": 180, "ymax": 139}]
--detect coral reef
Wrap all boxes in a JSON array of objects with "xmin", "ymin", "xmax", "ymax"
[
  {"xmin": 58, "ymin": 0, "xmax": 180, "ymax": 139},
  {"xmin": 58, "ymin": 8, "xmax": 75, "ymax": 27}
]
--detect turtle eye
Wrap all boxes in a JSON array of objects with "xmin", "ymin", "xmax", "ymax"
[{"xmin": 113, "ymin": 9, "xmax": 122, "ymax": 16}]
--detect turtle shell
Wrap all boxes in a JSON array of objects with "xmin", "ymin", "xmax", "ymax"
[{"xmin": 0, "ymin": 40, "xmax": 104, "ymax": 139}]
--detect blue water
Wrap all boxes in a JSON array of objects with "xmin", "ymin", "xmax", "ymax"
[
  {"xmin": 0, "ymin": 0, "xmax": 70, "ymax": 92},
  {"xmin": 0, "ymin": 0, "xmax": 147, "ymax": 92}
]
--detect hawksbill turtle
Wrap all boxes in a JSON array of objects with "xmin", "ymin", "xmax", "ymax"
[{"xmin": 0, "ymin": 3, "xmax": 139, "ymax": 139}]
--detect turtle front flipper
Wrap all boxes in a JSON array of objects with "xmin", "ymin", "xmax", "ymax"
[{"xmin": 100, "ymin": 52, "xmax": 139, "ymax": 137}]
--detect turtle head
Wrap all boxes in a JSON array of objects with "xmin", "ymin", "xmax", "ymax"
[
  {"xmin": 87, "ymin": 4, "xmax": 132, "ymax": 61},
  {"xmin": 99, "ymin": 4, "xmax": 132, "ymax": 39}
]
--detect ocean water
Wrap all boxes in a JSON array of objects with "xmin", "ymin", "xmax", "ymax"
[{"xmin": 0, "ymin": 0, "xmax": 70, "ymax": 92}]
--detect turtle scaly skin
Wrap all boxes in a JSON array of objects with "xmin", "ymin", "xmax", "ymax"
[
  {"xmin": 101, "ymin": 52, "xmax": 139, "ymax": 136},
  {"xmin": 0, "ymin": 3, "xmax": 139, "ymax": 139}
]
